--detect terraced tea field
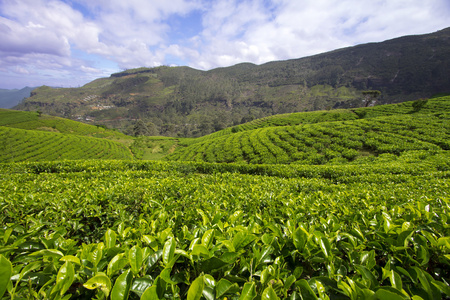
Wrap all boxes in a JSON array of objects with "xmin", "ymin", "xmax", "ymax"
[
  {"xmin": 167, "ymin": 97, "xmax": 450, "ymax": 165},
  {"xmin": 0, "ymin": 97, "xmax": 449, "ymax": 299},
  {"xmin": 0, "ymin": 126, "xmax": 133, "ymax": 162}
]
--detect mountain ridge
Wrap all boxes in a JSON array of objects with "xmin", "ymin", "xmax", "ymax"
[
  {"xmin": 0, "ymin": 86, "xmax": 37, "ymax": 108},
  {"xmin": 15, "ymin": 27, "xmax": 450, "ymax": 137}
]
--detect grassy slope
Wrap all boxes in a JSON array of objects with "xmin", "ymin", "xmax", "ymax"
[
  {"xmin": 0, "ymin": 109, "xmax": 131, "ymax": 140},
  {"xmin": 166, "ymin": 96, "xmax": 450, "ymax": 164},
  {"xmin": 0, "ymin": 126, "xmax": 134, "ymax": 163},
  {"xmin": 0, "ymin": 109, "xmax": 135, "ymax": 162}
]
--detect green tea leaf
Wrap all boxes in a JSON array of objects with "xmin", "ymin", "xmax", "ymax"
[
  {"xmin": 203, "ymin": 274, "xmax": 216, "ymax": 287},
  {"xmin": 3, "ymin": 228, "xmax": 13, "ymax": 244},
  {"xmin": 314, "ymin": 280, "xmax": 326, "ymax": 299},
  {"xmin": 199, "ymin": 257, "xmax": 228, "ymax": 272},
  {"xmin": 147, "ymin": 250, "xmax": 163, "ymax": 270},
  {"xmin": 54, "ymin": 261, "xmax": 74, "ymax": 296},
  {"xmin": 216, "ymin": 278, "xmax": 239, "ymax": 298},
  {"xmin": 105, "ymin": 229, "xmax": 117, "ymax": 249},
  {"xmin": 111, "ymin": 269, "xmax": 132, "ymax": 300},
  {"xmin": 239, "ymin": 282, "xmax": 257, "ymax": 300},
  {"xmin": 319, "ymin": 237, "xmax": 331, "ymax": 259},
  {"xmin": 129, "ymin": 245, "xmax": 143, "ymax": 275},
  {"xmin": 141, "ymin": 285, "xmax": 161, "ymax": 300},
  {"xmin": 417, "ymin": 245, "xmax": 430, "ymax": 266},
  {"xmin": 294, "ymin": 266, "xmax": 303, "ymax": 279},
  {"xmin": 389, "ymin": 270, "xmax": 403, "ymax": 291},
  {"xmin": 29, "ymin": 249, "xmax": 63, "ymax": 259},
  {"xmin": 142, "ymin": 235, "xmax": 158, "ymax": 250},
  {"xmin": 375, "ymin": 287, "xmax": 409, "ymax": 300},
  {"xmin": 201, "ymin": 229, "xmax": 215, "ymax": 249},
  {"xmin": 89, "ymin": 248, "xmax": 103, "ymax": 268},
  {"xmin": 83, "ymin": 272, "xmax": 112, "ymax": 297},
  {"xmin": 130, "ymin": 277, "xmax": 152, "ymax": 297},
  {"xmin": 261, "ymin": 269, "xmax": 270, "ymax": 286},
  {"xmin": 296, "ymin": 279, "xmax": 318, "ymax": 300},
  {"xmin": 262, "ymin": 286, "xmax": 279, "ymax": 299},
  {"xmin": 355, "ymin": 265, "xmax": 378, "ymax": 289},
  {"xmin": 162, "ymin": 238, "xmax": 175, "ymax": 266},
  {"xmin": 256, "ymin": 245, "xmax": 274, "ymax": 267},
  {"xmin": 233, "ymin": 232, "xmax": 256, "ymax": 250},
  {"xmin": 431, "ymin": 280, "xmax": 450, "ymax": 296},
  {"xmin": 160, "ymin": 268, "xmax": 178, "ymax": 285},
  {"xmin": 284, "ymin": 275, "xmax": 296, "ymax": 290},
  {"xmin": 0, "ymin": 255, "xmax": 12, "ymax": 298},
  {"xmin": 107, "ymin": 253, "xmax": 128, "ymax": 277},
  {"xmin": 437, "ymin": 237, "xmax": 450, "ymax": 249},
  {"xmin": 293, "ymin": 227, "xmax": 308, "ymax": 252},
  {"xmin": 202, "ymin": 286, "xmax": 215, "ymax": 300},
  {"xmin": 187, "ymin": 275, "xmax": 204, "ymax": 300},
  {"xmin": 192, "ymin": 244, "xmax": 210, "ymax": 258},
  {"xmin": 60, "ymin": 255, "xmax": 81, "ymax": 265}
]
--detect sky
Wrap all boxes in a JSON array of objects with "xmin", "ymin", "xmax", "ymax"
[{"xmin": 1, "ymin": 0, "xmax": 449, "ymax": 89}]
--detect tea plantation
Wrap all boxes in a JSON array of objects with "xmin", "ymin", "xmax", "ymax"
[{"xmin": 0, "ymin": 97, "xmax": 449, "ymax": 299}]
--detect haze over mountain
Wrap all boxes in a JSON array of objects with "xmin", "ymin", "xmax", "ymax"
[
  {"xmin": 0, "ymin": 87, "xmax": 36, "ymax": 109},
  {"xmin": 15, "ymin": 28, "xmax": 450, "ymax": 137}
]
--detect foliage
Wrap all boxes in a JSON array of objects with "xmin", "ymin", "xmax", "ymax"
[
  {"xmin": 0, "ymin": 158, "xmax": 449, "ymax": 299},
  {"xmin": 412, "ymin": 98, "xmax": 429, "ymax": 112},
  {"xmin": 129, "ymin": 136, "xmax": 178, "ymax": 160}
]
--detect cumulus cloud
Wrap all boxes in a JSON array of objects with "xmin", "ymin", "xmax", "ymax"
[
  {"xmin": 0, "ymin": 0, "xmax": 201, "ymax": 87},
  {"xmin": 185, "ymin": 0, "xmax": 450, "ymax": 70},
  {"xmin": 0, "ymin": 0, "xmax": 449, "ymax": 88}
]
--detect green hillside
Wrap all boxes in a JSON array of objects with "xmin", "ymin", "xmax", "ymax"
[
  {"xmin": 14, "ymin": 28, "xmax": 450, "ymax": 137},
  {"xmin": 0, "ymin": 108, "xmax": 131, "ymax": 140},
  {"xmin": 166, "ymin": 96, "xmax": 450, "ymax": 164},
  {"xmin": 0, "ymin": 126, "xmax": 133, "ymax": 162},
  {"xmin": 0, "ymin": 109, "xmax": 136, "ymax": 162}
]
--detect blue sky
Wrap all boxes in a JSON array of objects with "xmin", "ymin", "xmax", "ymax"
[{"xmin": 1, "ymin": 0, "xmax": 449, "ymax": 89}]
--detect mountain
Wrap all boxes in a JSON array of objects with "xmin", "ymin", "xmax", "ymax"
[
  {"xmin": 14, "ymin": 27, "xmax": 450, "ymax": 137},
  {"xmin": 0, "ymin": 86, "xmax": 36, "ymax": 108}
]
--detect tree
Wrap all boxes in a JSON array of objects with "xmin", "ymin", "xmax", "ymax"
[
  {"xmin": 133, "ymin": 120, "xmax": 149, "ymax": 136},
  {"xmin": 146, "ymin": 122, "xmax": 159, "ymax": 136},
  {"xmin": 412, "ymin": 98, "xmax": 428, "ymax": 112}
]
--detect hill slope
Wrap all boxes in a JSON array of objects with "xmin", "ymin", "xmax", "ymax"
[
  {"xmin": 0, "ymin": 109, "xmax": 134, "ymax": 162},
  {"xmin": 0, "ymin": 126, "xmax": 133, "ymax": 163},
  {"xmin": 0, "ymin": 108, "xmax": 131, "ymax": 140},
  {"xmin": 166, "ymin": 96, "xmax": 450, "ymax": 164},
  {"xmin": 15, "ymin": 27, "xmax": 450, "ymax": 137}
]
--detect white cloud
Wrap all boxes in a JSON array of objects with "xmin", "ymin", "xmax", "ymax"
[
  {"xmin": 80, "ymin": 65, "xmax": 101, "ymax": 73},
  {"xmin": 0, "ymin": 16, "xmax": 70, "ymax": 57},
  {"xmin": 0, "ymin": 0, "xmax": 449, "ymax": 88},
  {"xmin": 186, "ymin": 0, "xmax": 450, "ymax": 70}
]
